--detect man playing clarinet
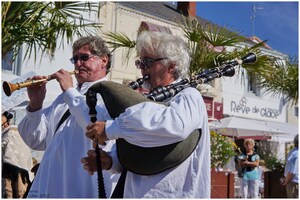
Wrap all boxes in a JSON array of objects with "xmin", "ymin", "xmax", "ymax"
[{"xmin": 18, "ymin": 36, "xmax": 119, "ymax": 198}]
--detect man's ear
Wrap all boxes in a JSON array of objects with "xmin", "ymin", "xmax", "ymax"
[
  {"xmin": 100, "ymin": 55, "xmax": 109, "ymax": 68},
  {"xmin": 168, "ymin": 64, "xmax": 176, "ymax": 74}
]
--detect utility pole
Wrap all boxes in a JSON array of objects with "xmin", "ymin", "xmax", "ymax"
[{"xmin": 250, "ymin": 4, "xmax": 264, "ymax": 37}]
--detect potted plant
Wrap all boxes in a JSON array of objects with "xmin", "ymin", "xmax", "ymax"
[
  {"xmin": 210, "ymin": 131, "xmax": 237, "ymax": 198},
  {"xmin": 211, "ymin": 131, "xmax": 237, "ymax": 169},
  {"xmin": 256, "ymin": 140, "xmax": 286, "ymax": 198},
  {"xmin": 263, "ymin": 155, "xmax": 286, "ymax": 198}
]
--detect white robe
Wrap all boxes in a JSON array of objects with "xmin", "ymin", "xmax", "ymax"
[
  {"xmin": 106, "ymin": 87, "xmax": 211, "ymax": 198},
  {"xmin": 18, "ymin": 78, "xmax": 119, "ymax": 198}
]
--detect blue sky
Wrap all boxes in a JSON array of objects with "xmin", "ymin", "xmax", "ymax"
[{"xmin": 196, "ymin": 2, "xmax": 298, "ymax": 57}]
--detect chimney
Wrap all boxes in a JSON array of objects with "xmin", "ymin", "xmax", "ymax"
[{"xmin": 177, "ymin": 2, "xmax": 196, "ymax": 17}]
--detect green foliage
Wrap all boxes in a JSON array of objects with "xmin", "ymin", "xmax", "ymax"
[
  {"xmin": 256, "ymin": 140, "xmax": 285, "ymax": 172},
  {"xmin": 178, "ymin": 17, "xmax": 246, "ymax": 75},
  {"xmin": 259, "ymin": 57, "xmax": 298, "ymax": 105},
  {"xmin": 104, "ymin": 32, "xmax": 136, "ymax": 51},
  {"xmin": 104, "ymin": 32, "xmax": 136, "ymax": 66},
  {"xmin": 264, "ymin": 155, "xmax": 285, "ymax": 172},
  {"xmin": 2, "ymin": 1, "xmax": 102, "ymax": 62},
  {"xmin": 210, "ymin": 131, "xmax": 237, "ymax": 168}
]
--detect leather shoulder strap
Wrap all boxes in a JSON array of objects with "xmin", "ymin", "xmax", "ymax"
[{"xmin": 54, "ymin": 109, "xmax": 71, "ymax": 134}]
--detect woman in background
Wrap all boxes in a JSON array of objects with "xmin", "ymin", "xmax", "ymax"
[{"xmin": 238, "ymin": 138, "xmax": 260, "ymax": 198}]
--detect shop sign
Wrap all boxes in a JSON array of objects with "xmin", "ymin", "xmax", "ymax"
[{"xmin": 223, "ymin": 94, "xmax": 286, "ymax": 122}]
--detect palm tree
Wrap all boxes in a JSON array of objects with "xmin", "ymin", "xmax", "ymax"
[
  {"xmin": 104, "ymin": 16, "xmax": 298, "ymax": 105},
  {"xmin": 259, "ymin": 57, "xmax": 298, "ymax": 105},
  {"xmin": 2, "ymin": 2, "xmax": 102, "ymax": 62}
]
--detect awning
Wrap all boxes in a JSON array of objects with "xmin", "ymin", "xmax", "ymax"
[
  {"xmin": 209, "ymin": 116, "xmax": 298, "ymax": 140},
  {"xmin": 2, "ymin": 71, "xmax": 35, "ymax": 112},
  {"xmin": 2, "ymin": 71, "xmax": 59, "ymax": 112}
]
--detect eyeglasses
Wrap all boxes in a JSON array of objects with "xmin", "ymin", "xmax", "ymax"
[
  {"xmin": 135, "ymin": 57, "xmax": 168, "ymax": 69},
  {"xmin": 70, "ymin": 54, "xmax": 98, "ymax": 64}
]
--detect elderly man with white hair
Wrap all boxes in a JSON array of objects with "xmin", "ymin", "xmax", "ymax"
[{"xmin": 81, "ymin": 31, "xmax": 211, "ymax": 198}]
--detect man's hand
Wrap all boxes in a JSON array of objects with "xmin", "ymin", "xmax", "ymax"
[
  {"xmin": 86, "ymin": 121, "xmax": 108, "ymax": 146},
  {"xmin": 50, "ymin": 69, "xmax": 74, "ymax": 92},
  {"xmin": 282, "ymin": 173, "xmax": 293, "ymax": 186},
  {"xmin": 27, "ymin": 75, "xmax": 47, "ymax": 112},
  {"xmin": 81, "ymin": 149, "xmax": 112, "ymax": 175}
]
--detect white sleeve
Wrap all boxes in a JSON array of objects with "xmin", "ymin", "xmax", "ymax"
[
  {"xmin": 107, "ymin": 143, "xmax": 122, "ymax": 174},
  {"xmin": 105, "ymin": 87, "xmax": 207, "ymax": 147},
  {"xmin": 18, "ymin": 105, "xmax": 52, "ymax": 151},
  {"xmin": 64, "ymin": 88, "xmax": 111, "ymax": 128}
]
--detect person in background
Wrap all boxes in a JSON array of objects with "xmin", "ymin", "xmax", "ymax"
[
  {"xmin": 81, "ymin": 31, "xmax": 211, "ymax": 198},
  {"xmin": 18, "ymin": 36, "xmax": 119, "ymax": 198},
  {"xmin": 238, "ymin": 138, "xmax": 260, "ymax": 198},
  {"xmin": 2, "ymin": 111, "xmax": 33, "ymax": 198},
  {"xmin": 23, "ymin": 158, "xmax": 40, "ymax": 198},
  {"xmin": 282, "ymin": 134, "xmax": 298, "ymax": 198}
]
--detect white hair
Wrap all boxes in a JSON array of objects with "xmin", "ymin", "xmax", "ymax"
[
  {"xmin": 244, "ymin": 138, "xmax": 255, "ymax": 146},
  {"xmin": 136, "ymin": 31, "xmax": 190, "ymax": 79}
]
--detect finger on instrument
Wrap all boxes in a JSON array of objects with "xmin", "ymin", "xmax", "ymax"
[
  {"xmin": 85, "ymin": 129, "xmax": 95, "ymax": 141},
  {"xmin": 87, "ymin": 149, "xmax": 97, "ymax": 158}
]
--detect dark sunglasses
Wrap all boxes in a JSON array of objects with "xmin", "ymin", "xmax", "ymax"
[
  {"xmin": 70, "ymin": 54, "xmax": 98, "ymax": 64},
  {"xmin": 135, "ymin": 57, "xmax": 168, "ymax": 69}
]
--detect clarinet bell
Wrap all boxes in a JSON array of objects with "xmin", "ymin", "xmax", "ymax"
[{"xmin": 242, "ymin": 53, "xmax": 257, "ymax": 64}]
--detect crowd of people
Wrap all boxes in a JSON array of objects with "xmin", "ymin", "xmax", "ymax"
[{"xmin": 2, "ymin": 31, "xmax": 298, "ymax": 198}]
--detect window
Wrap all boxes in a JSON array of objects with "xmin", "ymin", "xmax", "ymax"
[
  {"xmin": 294, "ymin": 106, "xmax": 298, "ymax": 118},
  {"xmin": 2, "ymin": 49, "xmax": 22, "ymax": 75},
  {"xmin": 2, "ymin": 52, "xmax": 13, "ymax": 71},
  {"xmin": 247, "ymin": 72, "xmax": 261, "ymax": 96}
]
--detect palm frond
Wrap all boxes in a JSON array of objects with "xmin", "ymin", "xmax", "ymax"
[
  {"xmin": 104, "ymin": 32, "xmax": 136, "ymax": 65},
  {"xmin": 200, "ymin": 24, "xmax": 245, "ymax": 47},
  {"xmin": 259, "ymin": 59, "xmax": 298, "ymax": 105},
  {"xmin": 177, "ymin": 17, "xmax": 203, "ymax": 43},
  {"xmin": 2, "ymin": 2, "xmax": 102, "ymax": 62}
]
